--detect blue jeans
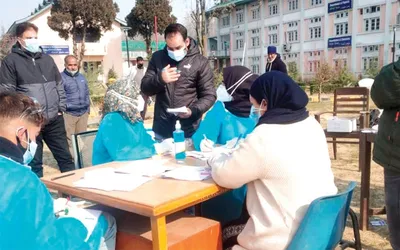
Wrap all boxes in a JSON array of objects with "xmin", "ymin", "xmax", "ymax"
[{"xmin": 384, "ymin": 169, "xmax": 400, "ymax": 250}]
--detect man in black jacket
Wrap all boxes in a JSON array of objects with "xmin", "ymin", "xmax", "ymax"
[
  {"xmin": 0, "ymin": 22, "xmax": 75, "ymax": 177},
  {"xmin": 265, "ymin": 46, "xmax": 287, "ymax": 74},
  {"xmin": 141, "ymin": 23, "xmax": 216, "ymax": 140}
]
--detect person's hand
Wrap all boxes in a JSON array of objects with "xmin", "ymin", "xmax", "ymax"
[
  {"xmin": 178, "ymin": 108, "xmax": 192, "ymax": 119},
  {"xmin": 161, "ymin": 64, "xmax": 180, "ymax": 84},
  {"xmin": 200, "ymin": 138, "xmax": 214, "ymax": 152}
]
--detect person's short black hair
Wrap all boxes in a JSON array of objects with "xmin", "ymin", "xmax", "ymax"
[
  {"xmin": 0, "ymin": 92, "xmax": 44, "ymax": 127},
  {"xmin": 136, "ymin": 56, "xmax": 144, "ymax": 61},
  {"xmin": 15, "ymin": 22, "xmax": 39, "ymax": 38},
  {"xmin": 164, "ymin": 23, "xmax": 188, "ymax": 40}
]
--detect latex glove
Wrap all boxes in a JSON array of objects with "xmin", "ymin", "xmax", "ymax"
[
  {"xmin": 225, "ymin": 137, "xmax": 245, "ymax": 150},
  {"xmin": 200, "ymin": 138, "xmax": 215, "ymax": 152}
]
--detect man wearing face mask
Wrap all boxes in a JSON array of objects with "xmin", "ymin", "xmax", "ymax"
[
  {"xmin": 61, "ymin": 55, "xmax": 90, "ymax": 154},
  {"xmin": 141, "ymin": 23, "xmax": 216, "ymax": 141},
  {"xmin": 0, "ymin": 22, "xmax": 75, "ymax": 177},
  {"xmin": 0, "ymin": 92, "xmax": 118, "ymax": 250},
  {"xmin": 129, "ymin": 56, "xmax": 149, "ymax": 119}
]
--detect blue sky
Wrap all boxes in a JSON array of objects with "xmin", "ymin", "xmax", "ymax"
[{"xmin": 0, "ymin": 0, "xmax": 199, "ymax": 32}]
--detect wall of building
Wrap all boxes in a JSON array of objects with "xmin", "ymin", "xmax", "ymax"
[{"xmin": 207, "ymin": 0, "xmax": 400, "ymax": 78}]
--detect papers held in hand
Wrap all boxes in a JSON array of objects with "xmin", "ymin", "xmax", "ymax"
[{"xmin": 167, "ymin": 106, "xmax": 188, "ymax": 115}]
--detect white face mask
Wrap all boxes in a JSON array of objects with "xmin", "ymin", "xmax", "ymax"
[
  {"xmin": 216, "ymin": 71, "xmax": 254, "ymax": 103},
  {"xmin": 167, "ymin": 48, "xmax": 187, "ymax": 62},
  {"xmin": 24, "ymin": 38, "xmax": 40, "ymax": 53},
  {"xmin": 67, "ymin": 69, "xmax": 78, "ymax": 75}
]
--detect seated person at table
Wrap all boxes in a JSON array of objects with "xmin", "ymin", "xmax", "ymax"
[
  {"xmin": 192, "ymin": 66, "xmax": 258, "ymax": 225},
  {"xmin": 208, "ymin": 71, "xmax": 338, "ymax": 250},
  {"xmin": 0, "ymin": 92, "xmax": 117, "ymax": 250},
  {"xmin": 92, "ymin": 78, "xmax": 155, "ymax": 165}
]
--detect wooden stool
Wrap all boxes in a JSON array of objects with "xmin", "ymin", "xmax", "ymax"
[{"xmin": 98, "ymin": 207, "xmax": 222, "ymax": 250}]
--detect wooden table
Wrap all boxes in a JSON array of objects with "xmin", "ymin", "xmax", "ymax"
[
  {"xmin": 359, "ymin": 131, "xmax": 386, "ymax": 231},
  {"xmin": 41, "ymin": 157, "xmax": 227, "ymax": 250}
]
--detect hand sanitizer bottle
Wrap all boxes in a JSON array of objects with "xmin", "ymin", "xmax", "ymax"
[{"xmin": 173, "ymin": 120, "xmax": 186, "ymax": 163}]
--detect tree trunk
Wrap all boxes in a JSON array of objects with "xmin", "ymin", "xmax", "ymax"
[
  {"xmin": 78, "ymin": 28, "xmax": 87, "ymax": 69},
  {"xmin": 195, "ymin": 1, "xmax": 203, "ymax": 55},
  {"xmin": 200, "ymin": 0, "xmax": 206, "ymax": 56},
  {"xmin": 318, "ymin": 82, "xmax": 322, "ymax": 102},
  {"xmin": 145, "ymin": 36, "xmax": 152, "ymax": 59}
]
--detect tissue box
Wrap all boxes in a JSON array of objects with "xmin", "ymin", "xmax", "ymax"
[{"xmin": 327, "ymin": 117, "xmax": 357, "ymax": 133}]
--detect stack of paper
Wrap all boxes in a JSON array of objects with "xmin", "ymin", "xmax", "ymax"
[
  {"xmin": 162, "ymin": 166, "xmax": 211, "ymax": 181},
  {"xmin": 74, "ymin": 168, "xmax": 152, "ymax": 191},
  {"xmin": 115, "ymin": 159, "xmax": 173, "ymax": 177}
]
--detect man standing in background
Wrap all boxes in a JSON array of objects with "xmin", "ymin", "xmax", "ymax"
[
  {"xmin": 265, "ymin": 46, "xmax": 287, "ymax": 74},
  {"xmin": 0, "ymin": 22, "xmax": 75, "ymax": 177},
  {"xmin": 129, "ymin": 56, "xmax": 148, "ymax": 119},
  {"xmin": 61, "ymin": 55, "xmax": 90, "ymax": 155}
]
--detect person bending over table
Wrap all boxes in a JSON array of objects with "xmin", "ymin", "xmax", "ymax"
[
  {"xmin": 192, "ymin": 66, "xmax": 258, "ymax": 226},
  {"xmin": 0, "ymin": 92, "xmax": 116, "ymax": 250},
  {"xmin": 207, "ymin": 71, "xmax": 338, "ymax": 250},
  {"xmin": 92, "ymin": 78, "xmax": 156, "ymax": 166}
]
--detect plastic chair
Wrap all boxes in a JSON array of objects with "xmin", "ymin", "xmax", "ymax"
[
  {"xmin": 71, "ymin": 130, "xmax": 98, "ymax": 169},
  {"xmin": 286, "ymin": 182, "xmax": 361, "ymax": 250}
]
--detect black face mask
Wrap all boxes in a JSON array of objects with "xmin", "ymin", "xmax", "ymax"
[{"xmin": 137, "ymin": 64, "xmax": 144, "ymax": 69}]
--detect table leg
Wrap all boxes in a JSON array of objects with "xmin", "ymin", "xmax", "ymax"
[
  {"xmin": 359, "ymin": 133, "xmax": 372, "ymax": 231},
  {"xmin": 151, "ymin": 216, "xmax": 167, "ymax": 250}
]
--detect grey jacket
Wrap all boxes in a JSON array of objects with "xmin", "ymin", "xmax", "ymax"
[{"xmin": 0, "ymin": 44, "xmax": 66, "ymax": 123}]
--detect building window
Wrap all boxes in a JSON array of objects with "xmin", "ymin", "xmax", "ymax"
[
  {"xmin": 311, "ymin": 0, "xmax": 322, "ymax": 6},
  {"xmin": 288, "ymin": 0, "xmax": 299, "ymax": 11},
  {"xmin": 310, "ymin": 27, "xmax": 322, "ymax": 39},
  {"xmin": 250, "ymin": 57, "xmax": 260, "ymax": 74},
  {"xmin": 397, "ymin": 13, "xmax": 400, "ymax": 25},
  {"xmin": 335, "ymin": 11, "xmax": 349, "ymax": 19},
  {"xmin": 269, "ymin": 34, "xmax": 278, "ymax": 44},
  {"xmin": 288, "ymin": 21, "xmax": 298, "ymax": 28},
  {"xmin": 221, "ymin": 16, "xmax": 230, "ymax": 27},
  {"xmin": 269, "ymin": 4, "xmax": 278, "ymax": 15},
  {"xmin": 364, "ymin": 17, "xmax": 380, "ymax": 32},
  {"xmin": 251, "ymin": 6, "xmax": 260, "ymax": 20},
  {"xmin": 362, "ymin": 5, "xmax": 381, "ymax": 14},
  {"xmin": 287, "ymin": 30, "xmax": 299, "ymax": 42},
  {"xmin": 235, "ymin": 32, "xmax": 244, "ymax": 50},
  {"xmin": 236, "ymin": 8, "xmax": 244, "ymax": 24},
  {"xmin": 363, "ymin": 45, "xmax": 379, "ymax": 52},
  {"xmin": 363, "ymin": 57, "xmax": 378, "ymax": 71},
  {"xmin": 250, "ymin": 29, "xmax": 260, "ymax": 47},
  {"xmin": 311, "ymin": 17, "xmax": 322, "ymax": 23},
  {"xmin": 269, "ymin": 25, "xmax": 278, "ymax": 31},
  {"xmin": 335, "ymin": 23, "xmax": 349, "ymax": 36},
  {"xmin": 234, "ymin": 58, "xmax": 243, "ymax": 66}
]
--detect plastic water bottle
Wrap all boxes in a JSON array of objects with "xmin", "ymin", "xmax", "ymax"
[{"xmin": 173, "ymin": 120, "xmax": 186, "ymax": 163}]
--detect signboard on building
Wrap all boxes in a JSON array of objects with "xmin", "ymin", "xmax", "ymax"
[
  {"xmin": 328, "ymin": 0, "xmax": 352, "ymax": 13},
  {"xmin": 328, "ymin": 36, "xmax": 352, "ymax": 48},
  {"xmin": 41, "ymin": 45, "xmax": 70, "ymax": 55}
]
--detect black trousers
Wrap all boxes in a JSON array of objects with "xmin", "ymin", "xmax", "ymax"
[
  {"xmin": 384, "ymin": 168, "xmax": 400, "ymax": 250},
  {"xmin": 29, "ymin": 114, "xmax": 75, "ymax": 177}
]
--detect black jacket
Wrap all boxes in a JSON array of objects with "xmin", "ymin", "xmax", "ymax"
[
  {"xmin": 0, "ymin": 44, "xmax": 66, "ymax": 123},
  {"xmin": 371, "ymin": 60, "xmax": 400, "ymax": 173},
  {"xmin": 141, "ymin": 38, "xmax": 216, "ymax": 138},
  {"xmin": 265, "ymin": 54, "xmax": 288, "ymax": 74}
]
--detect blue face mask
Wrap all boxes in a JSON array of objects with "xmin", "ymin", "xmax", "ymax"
[
  {"xmin": 167, "ymin": 48, "xmax": 187, "ymax": 62},
  {"xmin": 250, "ymin": 105, "xmax": 266, "ymax": 123},
  {"xmin": 17, "ymin": 128, "xmax": 38, "ymax": 165},
  {"xmin": 24, "ymin": 38, "xmax": 40, "ymax": 53}
]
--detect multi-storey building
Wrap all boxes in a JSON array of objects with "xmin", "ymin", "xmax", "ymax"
[{"xmin": 206, "ymin": 0, "xmax": 400, "ymax": 78}]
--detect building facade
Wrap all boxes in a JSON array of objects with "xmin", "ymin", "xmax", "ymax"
[
  {"xmin": 8, "ymin": 5, "xmax": 125, "ymax": 82},
  {"xmin": 207, "ymin": 0, "xmax": 400, "ymax": 78}
]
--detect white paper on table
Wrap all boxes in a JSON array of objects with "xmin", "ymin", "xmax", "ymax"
[
  {"xmin": 162, "ymin": 166, "xmax": 211, "ymax": 181},
  {"xmin": 167, "ymin": 106, "xmax": 188, "ymax": 114},
  {"xmin": 61, "ymin": 208, "xmax": 102, "ymax": 241},
  {"xmin": 74, "ymin": 169, "xmax": 152, "ymax": 191},
  {"xmin": 154, "ymin": 138, "xmax": 174, "ymax": 155},
  {"xmin": 114, "ymin": 159, "xmax": 173, "ymax": 177}
]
